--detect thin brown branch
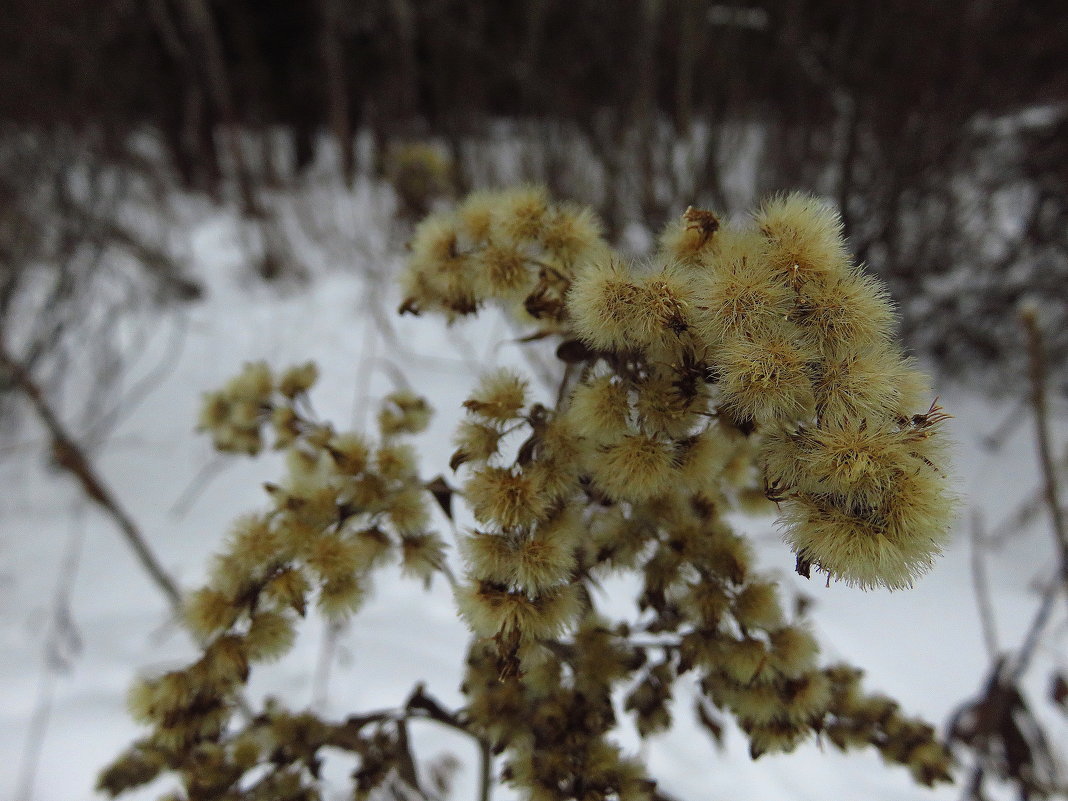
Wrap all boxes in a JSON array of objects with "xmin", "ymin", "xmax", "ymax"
[
  {"xmin": 969, "ymin": 511, "xmax": 1000, "ymax": 660},
  {"xmin": 337, "ymin": 684, "xmax": 494, "ymax": 801},
  {"xmin": 476, "ymin": 735, "xmax": 492, "ymax": 801},
  {"xmin": 15, "ymin": 509, "xmax": 86, "ymax": 801},
  {"xmin": 0, "ymin": 342, "xmax": 183, "ymax": 613},
  {"xmin": 1009, "ymin": 308, "xmax": 1068, "ymax": 682},
  {"xmin": 1021, "ymin": 308, "xmax": 1068, "ymax": 593}
]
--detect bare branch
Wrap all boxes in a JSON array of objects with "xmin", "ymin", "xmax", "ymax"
[
  {"xmin": 0, "ymin": 342, "xmax": 182, "ymax": 614},
  {"xmin": 969, "ymin": 511, "xmax": 1000, "ymax": 661},
  {"xmin": 1021, "ymin": 308, "xmax": 1068, "ymax": 599}
]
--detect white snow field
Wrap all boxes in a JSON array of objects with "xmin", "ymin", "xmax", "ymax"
[{"xmin": 1, "ymin": 179, "xmax": 1065, "ymax": 801}]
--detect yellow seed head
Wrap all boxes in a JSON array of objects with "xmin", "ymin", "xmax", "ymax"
[
  {"xmin": 463, "ymin": 369, "xmax": 528, "ymax": 422},
  {"xmin": 317, "ymin": 574, "xmax": 365, "ymax": 620},
  {"xmin": 768, "ymin": 626, "xmax": 820, "ymax": 677},
  {"xmin": 400, "ymin": 533, "xmax": 446, "ymax": 585},
  {"xmin": 244, "ymin": 611, "xmax": 296, "ymax": 662},
  {"xmin": 591, "ymin": 433, "xmax": 676, "ymax": 502},
  {"xmin": 718, "ymin": 331, "xmax": 816, "ymax": 425},
  {"xmin": 732, "ymin": 581, "xmax": 783, "ymax": 631},
  {"xmin": 567, "ymin": 374, "xmax": 631, "ymax": 442},
  {"xmin": 184, "ymin": 588, "xmax": 238, "ymax": 639},
  {"xmin": 278, "ymin": 361, "xmax": 319, "ymax": 398},
  {"xmin": 539, "ymin": 202, "xmax": 606, "ymax": 267},
  {"xmin": 754, "ymin": 192, "xmax": 851, "ymax": 286},
  {"xmin": 465, "ymin": 466, "xmax": 549, "ymax": 529}
]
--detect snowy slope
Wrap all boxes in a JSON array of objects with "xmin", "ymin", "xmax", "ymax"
[{"xmin": 1, "ymin": 181, "xmax": 1065, "ymax": 801}]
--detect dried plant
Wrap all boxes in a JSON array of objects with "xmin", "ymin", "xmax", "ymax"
[{"xmin": 101, "ymin": 187, "xmax": 958, "ymax": 801}]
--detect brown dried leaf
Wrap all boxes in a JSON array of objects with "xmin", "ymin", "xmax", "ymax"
[{"xmin": 424, "ymin": 475, "xmax": 453, "ymax": 520}]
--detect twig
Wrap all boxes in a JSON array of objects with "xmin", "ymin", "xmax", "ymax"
[
  {"xmin": 339, "ymin": 685, "xmax": 495, "ymax": 801},
  {"xmin": 477, "ymin": 736, "xmax": 492, "ymax": 801},
  {"xmin": 0, "ymin": 341, "xmax": 183, "ymax": 613},
  {"xmin": 168, "ymin": 454, "xmax": 230, "ymax": 519},
  {"xmin": 311, "ymin": 619, "xmax": 345, "ymax": 713},
  {"xmin": 14, "ymin": 504, "xmax": 86, "ymax": 801},
  {"xmin": 87, "ymin": 310, "xmax": 189, "ymax": 445},
  {"xmin": 1007, "ymin": 308, "xmax": 1068, "ymax": 682},
  {"xmin": 1021, "ymin": 309, "xmax": 1068, "ymax": 602},
  {"xmin": 969, "ymin": 511, "xmax": 1000, "ymax": 660},
  {"xmin": 986, "ymin": 444, "xmax": 1068, "ymax": 546},
  {"xmin": 1010, "ymin": 573, "xmax": 1061, "ymax": 683}
]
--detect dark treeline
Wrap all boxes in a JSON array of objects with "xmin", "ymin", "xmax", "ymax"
[{"xmin": 2, "ymin": 0, "xmax": 1067, "ymax": 382}]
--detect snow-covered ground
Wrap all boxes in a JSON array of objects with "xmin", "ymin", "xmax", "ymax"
[{"xmin": 1, "ymin": 180, "xmax": 1065, "ymax": 801}]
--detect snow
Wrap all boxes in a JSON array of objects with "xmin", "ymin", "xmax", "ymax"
[{"xmin": 2, "ymin": 178, "xmax": 1065, "ymax": 801}]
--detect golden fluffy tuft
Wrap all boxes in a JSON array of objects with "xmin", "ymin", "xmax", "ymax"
[
  {"xmin": 465, "ymin": 466, "xmax": 549, "ymax": 529},
  {"xmin": 810, "ymin": 345, "xmax": 929, "ymax": 426},
  {"xmin": 779, "ymin": 489, "xmax": 951, "ymax": 591},
  {"xmin": 791, "ymin": 269, "xmax": 896, "ymax": 356},
  {"xmin": 566, "ymin": 374, "xmax": 631, "ymax": 441},
  {"xmin": 718, "ymin": 332, "xmax": 816, "ymax": 426},
  {"xmin": 692, "ymin": 228, "xmax": 792, "ymax": 344},
  {"xmin": 566, "ymin": 257, "xmax": 648, "ymax": 352},
  {"xmin": 464, "ymin": 369, "xmax": 528, "ymax": 422},
  {"xmin": 498, "ymin": 185, "xmax": 550, "ymax": 241},
  {"xmin": 456, "ymin": 581, "xmax": 582, "ymax": 640},
  {"xmin": 754, "ymin": 192, "xmax": 851, "ymax": 286},
  {"xmin": 539, "ymin": 202, "xmax": 606, "ymax": 267},
  {"xmin": 473, "ymin": 239, "xmax": 532, "ymax": 297},
  {"xmin": 591, "ymin": 433, "xmax": 676, "ymax": 501}
]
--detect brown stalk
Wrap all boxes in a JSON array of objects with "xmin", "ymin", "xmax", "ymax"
[
  {"xmin": 0, "ymin": 342, "xmax": 183, "ymax": 614},
  {"xmin": 1021, "ymin": 308, "xmax": 1068, "ymax": 608}
]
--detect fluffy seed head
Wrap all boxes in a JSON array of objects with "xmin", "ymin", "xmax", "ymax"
[
  {"xmin": 755, "ymin": 193, "xmax": 851, "ymax": 286},
  {"xmin": 567, "ymin": 374, "xmax": 631, "ymax": 442},
  {"xmin": 693, "ymin": 228, "xmax": 792, "ymax": 345},
  {"xmin": 498, "ymin": 185, "xmax": 550, "ymax": 241},
  {"xmin": 456, "ymin": 581, "xmax": 582, "ymax": 640},
  {"xmin": 811, "ymin": 345, "xmax": 930, "ymax": 427},
  {"xmin": 591, "ymin": 433, "xmax": 676, "ymax": 501},
  {"xmin": 539, "ymin": 202, "xmax": 606, "ymax": 267},
  {"xmin": 732, "ymin": 581, "xmax": 783, "ymax": 630},
  {"xmin": 791, "ymin": 269, "xmax": 896, "ymax": 357},
  {"xmin": 317, "ymin": 574, "xmax": 365, "ymax": 620},
  {"xmin": 184, "ymin": 588, "xmax": 238, "ymax": 639},
  {"xmin": 474, "ymin": 239, "xmax": 531, "ymax": 297},
  {"xmin": 779, "ymin": 489, "xmax": 950, "ymax": 591},
  {"xmin": 718, "ymin": 332, "xmax": 816, "ymax": 426},
  {"xmin": 768, "ymin": 626, "xmax": 820, "ymax": 677},
  {"xmin": 453, "ymin": 419, "xmax": 504, "ymax": 464},
  {"xmin": 400, "ymin": 533, "xmax": 446, "ymax": 585},
  {"xmin": 278, "ymin": 362, "xmax": 318, "ymax": 398},
  {"xmin": 567, "ymin": 258, "xmax": 650, "ymax": 352},
  {"xmin": 244, "ymin": 611, "xmax": 296, "ymax": 662},
  {"xmin": 456, "ymin": 190, "xmax": 498, "ymax": 243},
  {"xmin": 464, "ymin": 369, "xmax": 528, "ymax": 422},
  {"xmin": 378, "ymin": 392, "xmax": 433, "ymax": 436},
  {"xmin": 639, "ymin": 262, "xmax": 698, "ymax": 343},
  {"xmin": 465, "ymin": 466, "xmax": 549, "ymax": 529}
]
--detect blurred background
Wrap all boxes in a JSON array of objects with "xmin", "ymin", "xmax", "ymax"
[
  {"xmin": 1, "ymin": 2, "xmax": 1067, "ymax": 800},
  {"xmin": 2, "ymin": 0, "xmax": 1066, "ymax": 392}
]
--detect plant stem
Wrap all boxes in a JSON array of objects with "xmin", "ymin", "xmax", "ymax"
[
  {"xmin": 1012, "ymin": 308, "xmax": 1068, "ymax": 680},
  {"xmin": 0, "ymin": 342, "xmax": 183, "ymax": 613},
  {"xmin": 1021, "ymin": 309, "xmax": 1068, "ymax": 595}
]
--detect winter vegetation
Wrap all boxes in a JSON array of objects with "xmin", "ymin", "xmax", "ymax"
[{"xmin": 1, "ymin": 2, "xmax": 1067, "ymax": 801}]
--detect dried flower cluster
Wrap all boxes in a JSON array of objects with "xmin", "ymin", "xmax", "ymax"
[
  {"xmin": 102, "ymin": 366, "xmax": 447, "ymax": 799},
  {"xmin": 401, "ymin": 185, "xmax": 608, "ymax": 322},
  {"xmin": 103, "ymin": 188, "xmax": 956, "ymax": 801}
]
